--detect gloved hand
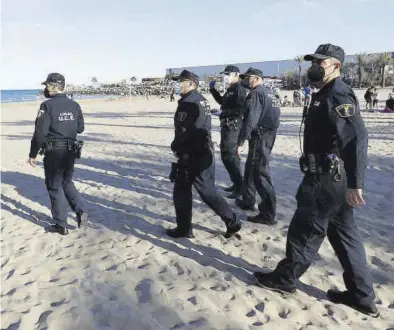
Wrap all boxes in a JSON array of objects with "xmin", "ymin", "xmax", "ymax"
[
  {"xmin": 210, "ymin": 108, "xmax": 222, "ymax": 116},
  {"xmin": 169, "ymin": 162, "xmax": 178, "ymax": 182},
  {"xmin": 209, "ymin": 81, "xmax": 216, "ymax": 89}
]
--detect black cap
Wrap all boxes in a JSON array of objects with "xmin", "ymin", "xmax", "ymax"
[
  {"xmin": 42, "ymin": 73, "xmax": 65, "ymax": 85},
  {"xmin": 172, "ymin": 70, "xmax": 199, "ymax": 85},
  {"xmin": 219, "ymin": 65, "xmax": 240, "ymax": 74},
  {"xmin": 304, "ymin": 44, "xmax": 345, "ymax": 63},
  {"xmin": 239, "ymin": 67, "xmax": 264, "ymax": 79}
]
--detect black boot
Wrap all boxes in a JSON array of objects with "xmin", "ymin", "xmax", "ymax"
[
  {"xmin": 253, "ymin": 271, "xmax": 296, "ymax": 295},
  {"xmin": 77, "ymin": 212, "xmax": 88, "ymax": 229},
  {"xmin": 223, "ymin": 184, "xmax": 235, "ymax": 192},
  {"xmin": 45, "ymin": 224, "xmax": 69, "ymax": 235},
  {"xmin": 235, "ymin": 198, "xmax": 255, "ymax": 211},
  {"xmin": 166, "ymin": 227, "xmax": 194, "ymax": 238},
  {"xmin": 247, "ymin": 214, "xmax": 277, "ymax": 225},
  {"xmin": 224, "ymin": 214, "xmax": 242, "ymax": 238},
  {"xmin": 327, "ymin": 289, "xmax": 379, "ymax": 318}
]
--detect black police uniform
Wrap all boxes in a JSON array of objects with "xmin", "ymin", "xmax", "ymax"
[
  {"xmin": 210, "ymin": 66, "xmax": 247, "ymax": 196},
  {"xmin": 168, "ymin": 70, "xmax": 242, "ymax": 238},
  {"xmin": 29, "ymin": 73, "xmax": 87, "ymax": 235},
  {"xmin": 253, "ymin": 44, "xmax": 377, "ymax": 317},
  {"xmin": 236, "ymin": 69, "xmax": 280, "ymax": 224}
]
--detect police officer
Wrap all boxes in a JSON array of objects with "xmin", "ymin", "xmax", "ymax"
[
  {"xmin": 167, "ymin": 70, "xmax": 242, "ymax": 239},
  {"xmin": 28, "ymin": 73, "xmax": 87, "ymax": 235},
  {"xmin": 209, "ymin": 65, "xmax": 247, "ymax": 198},
  {"xmin": 235, "ymin": 68, "xmax": 280, "ymax": 225},
  {"xmin": 253, "ymin": 44, "xmax": 378, "ymax": 317}
]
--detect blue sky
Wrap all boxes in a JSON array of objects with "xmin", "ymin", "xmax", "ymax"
[{"xmin": 1, "ymin": 0, "xmax": 393, "ymax": 89}]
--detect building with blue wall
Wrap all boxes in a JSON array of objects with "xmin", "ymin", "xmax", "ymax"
[{"xmin": 166, "ymin": 52, "xmax": 394, "ymax": 78}]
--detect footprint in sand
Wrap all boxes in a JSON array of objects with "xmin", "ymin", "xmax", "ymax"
[
  {"xmin": 50, "ymin": 299, "xmax": 66, "ymax": 307},
  {"xmin": 210, "ymin": 284, "xmax": 227, "ymax": 292},
  {"xmin": 134, "ymin": 279, "xmax": 152, "ymax": 304},
  {"xmin": 261, "ymin": 243, "xmax": 268, "ymax": 252},
  {"xmin": 138, "ymin": 263, "xmax": 151, "ymax": 270},
  {"xmin": 255, "ymin": 302, "xmax": 265, "ymax": 312},
  {"xmin": 371, "ymin": 256, "xmax": 389, "ymax": 268},
  {"xmin": 35, "ymin": 310, "xmax": 53, "ymax": 330},
  {"xmin": 252, "ymin": 321, "xmax": 264, "ymax": 327},
  {"xmin": 246, "ymin": 309, "xmax": 256, "ymax": 317},
  {"xmin": 188, "ymin": 318, "xmax": 207, "ymax": 327},
  {"xmin": 278, "ymin": 308, "xmax": 291, "ymax": 319},
  {"xmin": 171, "ymin": 261, "xmax": 185, "ymax": 275},
  {"xmin": 187, "ymin": 296, "xmax": 197, "ymax": 306},
  {"xmin": 6, "ymin": 269, "xmax": 15, "ymax": 280}
]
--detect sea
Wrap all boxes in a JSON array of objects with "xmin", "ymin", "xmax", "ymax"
[{"xmin": 0, "ymin": 89, "xmax": 114, "ymax": 103}]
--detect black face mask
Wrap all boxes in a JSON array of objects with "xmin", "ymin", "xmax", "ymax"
[
  {"xmin": 307, "ymin": 65, "xmax": 325, "ymax": 83},
  {"xmin": 43, "ymin": 87, "xmax": 51, "ymax": 98},
  {"xmin": 240, "ymin": 78, "xmax": 251, "ymax": 90}
]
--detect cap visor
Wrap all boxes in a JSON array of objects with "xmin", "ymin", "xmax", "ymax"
[
  {"xmin": 239, "ymin": 74, "xmax": 248, "ymax": 79},
  {"xmin": 304, "ymin": 53, "xmax": 331, "ymax": 61},
  {"xmin": 171, "ymin": 76, "xmax": 180, "ymax": 81},
  {"xmin": 41, "ymin": 80, "xmax": 47, "ymax": 85}
]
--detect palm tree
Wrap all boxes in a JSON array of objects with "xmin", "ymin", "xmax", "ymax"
[
  {"xmin": 91, "ymin": 77, "xmax": 98, "ymax": 84},
  {"xmin": 294, "ymin": 55, "xmax": 304, "ymax": 87},
  {"xmin": 355, "ymin": 53, "xmax": 367, "ymax": 88},
  {"xmin": 377, "ymin": 52, "xmax": 393, "ymax": 87},
  {"xmin": 130, "ymin": 76, "xmax": 137, "ymax": 82}
]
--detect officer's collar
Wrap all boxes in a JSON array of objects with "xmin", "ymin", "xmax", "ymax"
[
  {"xmin": 180, "ymin": 89, "xmax": 197, "ymax": 99},
  {"xmin": 317, "ymin": 77, "xmax": 339, "ymax": 94},
  {"xmin": 52, "ymin": 93, "xmax": 68, "ymax": 98}
]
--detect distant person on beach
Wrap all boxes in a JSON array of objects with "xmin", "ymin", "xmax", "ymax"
[
  {"xmin": 28, "ymin": 73, "xmax": 88, "ymax": 235},
  {"xmin": 372, "ymin": 88, "xmax": 379, "ymax": 108},
  {"xmin": 167, "ymin": 70, "xmax": 242, "ymax": 239},
  {"xmin": 303, "ymin": 84, "xmax": 312, "ymax": 107},
  {"xmin": 364, "ymin": 87, "xmax": 373, "ymax": 110},
  {"xmin": 209, "ymin": 65, "xmax": 247, "ymax": 199},
  {"xmin": 170, "ymin": 88, "xmax": 175, "ymax": 102},
  {"xmin": 384, "ymin": 93, "xmax": 394, "ymax": 112},
  {"xmin": 253, "ymin": 44, "xmax": 378, "ymax": 318},
  {"xmin": 235, "ymin": 68, "xmax": 280, "ymax": 225}
]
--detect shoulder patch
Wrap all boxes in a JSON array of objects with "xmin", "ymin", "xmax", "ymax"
[
  {"xmin": 335, "ymin": 104, "xmax": 355, "ymax": 117},
  {"xmin": 199, "ymin": 100, "xmax": 211, "ymax": 115},
  {"xmin": 37, "ymin": 109, "xmax": 45, "ymax": 118}
]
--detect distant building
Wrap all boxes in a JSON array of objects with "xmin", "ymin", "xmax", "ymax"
[{"xmin": 166, "ymin": 52, "xmax": 394, "ymax": 78}]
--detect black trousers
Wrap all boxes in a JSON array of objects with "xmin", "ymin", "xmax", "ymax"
[
  {"xmin": 220, "ymin": 122, "xmax": 242, "ymax": 191},
  {"xmin": 242, "ymin": 129, "xmax": 277, "ymax": 220},
  {"xmin": 273, "ymin": 171, "xmax": 375, "ymax": 306},
  {"xmin": 173, "ymin": 149, "xmax": 236, "ymax": 232},
  {"xmin": 44, "ymin": 147, "xmax": 84, "ymax": 227}
]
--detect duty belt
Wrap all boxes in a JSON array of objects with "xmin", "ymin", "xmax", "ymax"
[
  {"xmin": 299, "ymin": 153, "xmax": 343, "ymax": 182},
  {"xmin": 251, "ymin": 126, "xmax": 270, "ymax": 137}
]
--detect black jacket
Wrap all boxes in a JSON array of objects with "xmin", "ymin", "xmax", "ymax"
[
  {"xmin": 304, "ymin": 77, "xmax": 368, "ymax": 189},
  {"xmin": 29, "ymin": 93, "xmax": 84, "ymax": 158}
]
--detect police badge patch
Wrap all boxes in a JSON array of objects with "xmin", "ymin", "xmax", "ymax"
[
  {"xmin": 200, "ymin": 100, "xmax": 211, "ymax": 115},
  {"xmin": 335, "ymin": 104, "xmax": 355, "ymax": 117},
  {"xmin": 37, "ymin": 109, "xmax": 44, "ymax": 118}
]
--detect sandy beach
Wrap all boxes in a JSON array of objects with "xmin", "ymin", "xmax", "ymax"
[{"xmin": 1, "ymin": 92, "xmax": 394, "ymax": 330}]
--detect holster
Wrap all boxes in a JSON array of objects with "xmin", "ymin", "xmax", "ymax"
[{"xmin": 300, "ymin": 153, "xmax": 343, "ymax": 181}]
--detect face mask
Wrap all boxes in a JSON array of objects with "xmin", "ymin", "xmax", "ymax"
[
  {"xmin": 223, "ymin": 74, "xmax": 233, "ymax": 85},
  {"xmin": 307, "ymin": 64, "xmax": 336, "ymax": 83},
  {"xmin": 241, "ymin": 78, "xmax": 251, "ymax": 90},
  {"xmin": 43, "ymin": 87, "xmax": 51, "ymax": 98}
]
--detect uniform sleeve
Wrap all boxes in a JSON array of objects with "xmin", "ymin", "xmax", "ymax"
[
  {"xmin": 29, "ymin": 103, "xmax": 51, "ymax": 158},
  {"xmin": 210, "ymin": 88, "xmax": 223, "ymax": 105},
  {"xmin": 170, "ymin": 103, "xmax": 200, "ymax": 154},
  {"xmin": 77, "ymin": 104, "xmax": 85, "ymax": 134},
  {"xmin": 330, "ymin": 91, "xmax": 368, "ymax": 189},
  {"xmin": 238, "ymin": 91, "xmax": 262, "ymax": 145},
  {"xmin": 236, "ymin": 85, "xmax": 247, "ymax": 109}
]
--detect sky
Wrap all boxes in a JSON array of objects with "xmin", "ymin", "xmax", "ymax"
[{"xmin": 1, "ymin": 0, "xmax": 393, "ymax": 89}]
